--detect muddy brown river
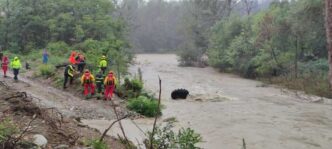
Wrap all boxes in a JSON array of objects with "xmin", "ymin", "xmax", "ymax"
[
  {"xmin": 83, "ymin": 54, "xmax": 332, "ymax": 149},
  {"xmin": 125, "ymin": 54, "xmax": 332, "ymax": 149}
]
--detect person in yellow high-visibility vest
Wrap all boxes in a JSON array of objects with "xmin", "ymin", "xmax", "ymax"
[
  {"xmin": 99, "ymin": 55, "xmax": 108, "ymax": 74},
  {"xmin": 63, "ymin": 64, "xmax": 75, "ymax": 89},
  {"xmin": 10, "ymin": 57, "xmax": 22, "ymax": 81}
]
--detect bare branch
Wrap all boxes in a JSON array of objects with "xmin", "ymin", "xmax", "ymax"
[
  {"xmin": 99, "ymin": 114, "xmax": 129, "ymax": 142},
  {"xmin": 149, "ymin": 76, "xmax": 162, "ymax": 149}
]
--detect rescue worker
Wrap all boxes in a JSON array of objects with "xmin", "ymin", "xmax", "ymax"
[
  {"xmin": 10, "ymin": 57, "xmax": 22, "ymax": 81},
  {"xmin": 81, "ymin": 69, "xmax": 95, "ymax": 97},
  {"xmin": 63, "ymin": 64, "xmax": 75, "ymax": 89},
  {"xmin": 1, "ymin": 56, "xmax": 9, "ymax": 77},
  {"xmin": 69, "ymin": 51, "xmax": 77, "ymax": 65},
  {"xmin": 95, "ymin": 71, "xmax": 104, "ymax": 94},
  {"xmin": 99, "ymin": 55, "xmax": 108, "ymax": 74},
  {"xmin": 104, "ymin": 71, "xmax": 116, "ymax": 100},
  {"xmin": 76, "ymin": 53, "xmax": 86, "ymax": 73}
]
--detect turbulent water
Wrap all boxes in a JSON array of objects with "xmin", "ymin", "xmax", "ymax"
[{"xmin": 127, "ymin": 54, "xmax": 332, "ymax": 149}]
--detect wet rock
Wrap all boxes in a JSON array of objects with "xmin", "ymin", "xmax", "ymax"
[
  {"xmin": 33, "ymin": 134, "xmax": 47, "ymax": 147},
  {"xmin": 54, "ymin": 144, "xmax": 69, "ymax": 149}
]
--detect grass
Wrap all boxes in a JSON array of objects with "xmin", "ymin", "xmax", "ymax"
[
  {"xmin": 0, "ymin": 118, "xmax": 18, "ymax": 142},
  {"xmin": 127, "ymin": 96, "xmax": 161, "ymax": 117},
  {"xmin": 83, "ymin": 139, "xmax": 108, "ymax": 149},
  {"xmin": 38, "ymin": 64, "xmax": 55, "ymax": 78}
]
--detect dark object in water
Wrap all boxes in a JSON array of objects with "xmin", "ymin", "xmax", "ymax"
[{"xmin": 171, "ymin": 89, "xmax": 189, "ymax": 100}]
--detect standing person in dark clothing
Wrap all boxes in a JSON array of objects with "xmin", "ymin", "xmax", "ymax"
[
  {"xmin": 95, "ymin": 71, "xmax": 104, "ymax": 94},
  {"xmin": 75, "ymin": 53, "xmax": 86, "ymax": 73},
  {"xmin": 63, "ymin": 64, "xmax": 75, "ymax": 89}
]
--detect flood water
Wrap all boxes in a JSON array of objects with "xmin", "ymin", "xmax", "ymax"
[{"xmin": 85, "ymin": 54, "xmax": 332, "ymax": 149}]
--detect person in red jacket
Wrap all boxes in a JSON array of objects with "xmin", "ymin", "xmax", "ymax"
[
  {"xmin": 81, "ymin": 69, "xmax": 95, "ymax": 98},
  {"xmin": 104, "ymin": 71, "xmax": 116, "ymax": 100},
  {"xmin": 1, "ymin": 56, "xmax": 9, "ymax": 77},
  {"xmin": 69, "ymin": 51, "xmax": 77, "ymax": 65}
]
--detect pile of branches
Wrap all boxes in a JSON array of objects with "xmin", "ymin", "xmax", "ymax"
[{"xmin": 0, "ymin": 81, "xmax": 79, "ymax": 148}]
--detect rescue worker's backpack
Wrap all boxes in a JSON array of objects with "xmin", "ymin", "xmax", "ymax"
[
  {"xmin": 84, "ymin": 73, "xmax": 92, "ymax": 84},
  {"xmin": 106, "ymin": 74, "xmax": 114, "ymax": 86}
]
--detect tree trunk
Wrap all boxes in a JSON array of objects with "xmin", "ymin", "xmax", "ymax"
[{"xmin": 325, "ymin": 0, "xmax": 332, "ymax": 90}]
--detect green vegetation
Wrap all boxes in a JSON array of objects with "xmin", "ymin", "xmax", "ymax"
[
  {"xmin": 0, "ymin": 118, "xmax": 18, "ymax": 143},
  {"xmin": 177, "ymin": 0, "xmax": 330, "ymax": 97},
  {"xmin": 127, "ymin": 96, "xmax": 161, "ymax": 117},
  {"xmin": 145, "ymin": 122, "xmax": 202, "ymax": 149},
  {"xmin": 0, "ymin": 0, "xmax": 132, "ymax": 78},
  {"xmin": 38, "ymin": 64, "xmax": 55, "ymax": 78},
  {"xmin": 84, "ymin": 139, "xmax": 108, "ymax": 149},
  {"xmin": 116, "ymin": 77, "xmax": 144, "ymax": 98}
]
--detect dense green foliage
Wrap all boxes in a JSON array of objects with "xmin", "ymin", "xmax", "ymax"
[
  {"xmin": 0, "ymin": 0, "xmax": 132, "ymax": 81},
  {"xmin": 146, "ymin": 122, "xmax": 202, "ymax": 149},
  {"xmin": 0, "ymin": 0, "xmax": 127, "ymax": 51},
  {"xmin": 176, "ymin": 0, "xmax": 329, "ymax": 97},
  {"xmin": 127, "ymin": 96, "xmax": 160, "ymax": 117},
  {"xmin": 209, "ymin": 0, "xmax": 326, "ymax": 77}
]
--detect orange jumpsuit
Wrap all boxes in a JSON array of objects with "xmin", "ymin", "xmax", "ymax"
[
  {"xmin": 81, "ymin": 71, "xmax": 95, "ymax": 96},
  {"xmin": 104, "ymin": 73, "xmax": 116, "ymax": 100}
]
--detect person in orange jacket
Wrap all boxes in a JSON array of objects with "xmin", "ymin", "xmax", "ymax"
[
  {"xmin": 104, "ymin": 71, "xmax": 116, "ymax": 100},
  {"xmin": 81, "ymin": 69, "xmax": 95, "ymax": 97},
  {"xmin": 69, "ymin": 51, "xmax": 77, "ymax": 65}
]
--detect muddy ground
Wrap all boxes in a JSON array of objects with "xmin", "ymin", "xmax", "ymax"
[{"xmin": 0, "ymin": 74, "xmax": 126, "ymax": 148}]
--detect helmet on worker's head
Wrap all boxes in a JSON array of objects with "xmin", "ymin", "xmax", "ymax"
[
  {"xmin": 14, "ymin": 56, "xmax": 18, "ymax": 60},
  {"xmin": 101, "ymin": 55, "xmax": 106, "ymax": 59}
]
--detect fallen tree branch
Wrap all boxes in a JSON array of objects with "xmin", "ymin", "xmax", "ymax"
[
  {"xmin": 110, "ymin": 99, "xmax": 129, "ymax": 144},
  {"xmin": 4, "ymin": 92, "xmax": 28, "ymax": 101},
  {"xmin": 13, "ymin": 114, "xmax": 37, "ymax": 146},
  {"xmin": 99, "ymin": 114, "xmax": 129, "ymax": 142},
  {"xmin": 149, "ymin": 76, "xmax": 162, "ymax": 149}
]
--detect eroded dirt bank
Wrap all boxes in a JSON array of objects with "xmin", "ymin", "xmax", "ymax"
[
  {"xmin": 129, "ymin": 54, "xmax": 332, "ymax": 149},
  {"xmin": 0, "ymin": 78, "xmax": 125, "ymax": 149}
]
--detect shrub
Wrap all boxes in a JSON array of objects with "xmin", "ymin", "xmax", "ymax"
[
  {"xmin": 127, "ymin": 96, "xmax": 161, "ymax": 117},
  {"xmin": 145, "ymin": 122, "xmax": 202, "ymax": 149},
  {"xmin": 177, "ymin": 128, "xmax": 203, "ymax": 149},
  {"xmin": 38, "ymin": 64, "xmax": 55, "ymax": 78},
  {"xmin": 87, "ymin": 139, "xmax": 108, "ymax": 149},
  {"xmin": 124, "ymin": 78, "xmax": 143, "ymax": 92},
  {"xmin": 0, "ymin": 118, "xmax": 18, "ymax": 142},
  {"xmin": 116, "ymin": 78, "xmax": 144, "ymax": 98}
]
